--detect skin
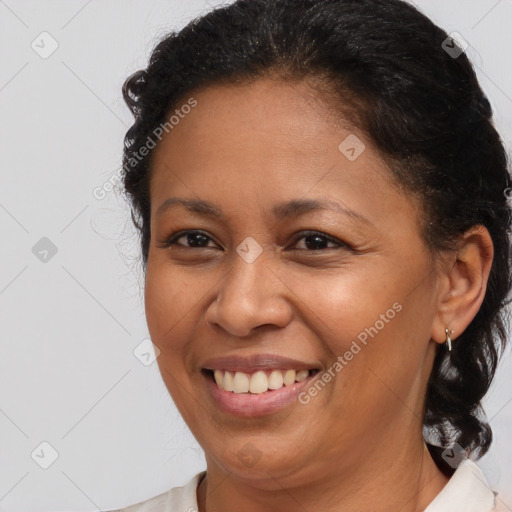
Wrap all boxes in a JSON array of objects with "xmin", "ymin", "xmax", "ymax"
[{"xmin": 144, "ymin": 76, "xmax": 494, "ymax": 512}]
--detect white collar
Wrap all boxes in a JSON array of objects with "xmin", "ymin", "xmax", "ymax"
[
  {"xmin": 149, "ymin": 460, "xmax": 497, "ymax": 512},
  {"xmin": 424, "ymin": 459, "xmax": 496, "ymax": 512},
  {"xmin": 164, "ymin": 470, "xmax": 204, "ymax": 510}
]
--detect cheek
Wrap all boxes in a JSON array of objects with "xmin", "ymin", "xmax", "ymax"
[
  {"xmin": 144, "ymin": 260, "xmax": 222, "ymax": 389},
  {"xmin": 144, "ymin": 265, "xmax": 199, "ymax": 409},
  {"xmin": 143, "ymin": 256, "xmax": 209, "ymax": 423},
  {"xmin": 285, "ymin": 263, "xmax": 431, "ymax": 400},
  {"xmin": 278, "ymin": 265, "xmax": 402, "ymax": 355},
  {"xmin": 144, "ymin": 262, "xmax": 197, "ymax": 351}
]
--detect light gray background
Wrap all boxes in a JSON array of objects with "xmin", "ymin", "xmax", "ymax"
[{"xmin": 0, "ymin": 0, "xmax": 510, "ymax": 510}]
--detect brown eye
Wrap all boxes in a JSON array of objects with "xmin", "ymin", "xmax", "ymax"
[
  {"xmin": 159, "ymin": 230, "xmax": 220, "ymax": 249},
  {"xmin": 290, "ymin": 231, "xmax": 347, "ymax": 251}
]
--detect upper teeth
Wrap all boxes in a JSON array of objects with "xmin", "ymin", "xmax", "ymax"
[{"xmin": 213, "ymin": 369, "xmax": 310, "ymax": 394}]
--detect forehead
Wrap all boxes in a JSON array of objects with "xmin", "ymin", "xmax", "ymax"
[{"xmin": 149, "ymin": 77, "xmax": 419, "ymax": 229}]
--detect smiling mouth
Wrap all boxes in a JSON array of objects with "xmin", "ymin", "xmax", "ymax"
[{"xmin": 202, "ymin": 368, "xmax": 320, "ymax": 394}]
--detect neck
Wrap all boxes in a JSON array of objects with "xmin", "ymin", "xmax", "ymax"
[{"xmin": 197, "ymin": 439, "xmax": 449, "ymax": 512}]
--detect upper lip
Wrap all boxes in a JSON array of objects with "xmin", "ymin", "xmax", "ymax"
[{"xmin": 201, "ymin": 354, "xmax": 320, "ymax": 373}]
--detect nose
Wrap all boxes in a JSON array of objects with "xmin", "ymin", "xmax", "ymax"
[{"xmin": 205, "ymin": 252, "xmax": 294, "ymax": 338}]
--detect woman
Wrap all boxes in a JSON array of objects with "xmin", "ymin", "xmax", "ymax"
[{"xmin": 114, "ymin": 0, "xmax": 512, "ymax": 510}]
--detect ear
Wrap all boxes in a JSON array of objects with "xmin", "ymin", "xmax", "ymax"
[{"xmin": 431, "ymin": 225, "xmax": 494, "ymax": 346}]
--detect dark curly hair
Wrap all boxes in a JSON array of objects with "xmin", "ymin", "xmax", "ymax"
[{"xmin": 121, "ymin": 0, "xmax": 512, "ymax": 473}]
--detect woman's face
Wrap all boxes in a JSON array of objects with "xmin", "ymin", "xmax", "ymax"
[{"xmin": 145, "ymin": 77, "xmax": 443, "ymax": 486}]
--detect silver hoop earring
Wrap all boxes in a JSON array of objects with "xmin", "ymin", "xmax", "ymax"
[{"xmin": 445, "ymin": 328, "xmax": 454, "ymax": 351}]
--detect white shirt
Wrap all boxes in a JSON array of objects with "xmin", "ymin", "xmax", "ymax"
[{"xmin": 111, "ymin": 459, "xmax": 500, "ymax": 512}]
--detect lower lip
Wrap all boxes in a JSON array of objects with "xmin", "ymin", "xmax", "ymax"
[{"xmin": 203, "ymin": 370, "xmax": 317, "ymax": 417}]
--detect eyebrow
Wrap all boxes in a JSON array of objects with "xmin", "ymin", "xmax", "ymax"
[{"xmin": 156, "ymin": 197, "xmax": 372, "ymax": 226}]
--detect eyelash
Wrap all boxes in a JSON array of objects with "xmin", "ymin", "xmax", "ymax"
[{"xmin": 157, "ymin": 229, "xmax": 350, "ymax": 252}]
